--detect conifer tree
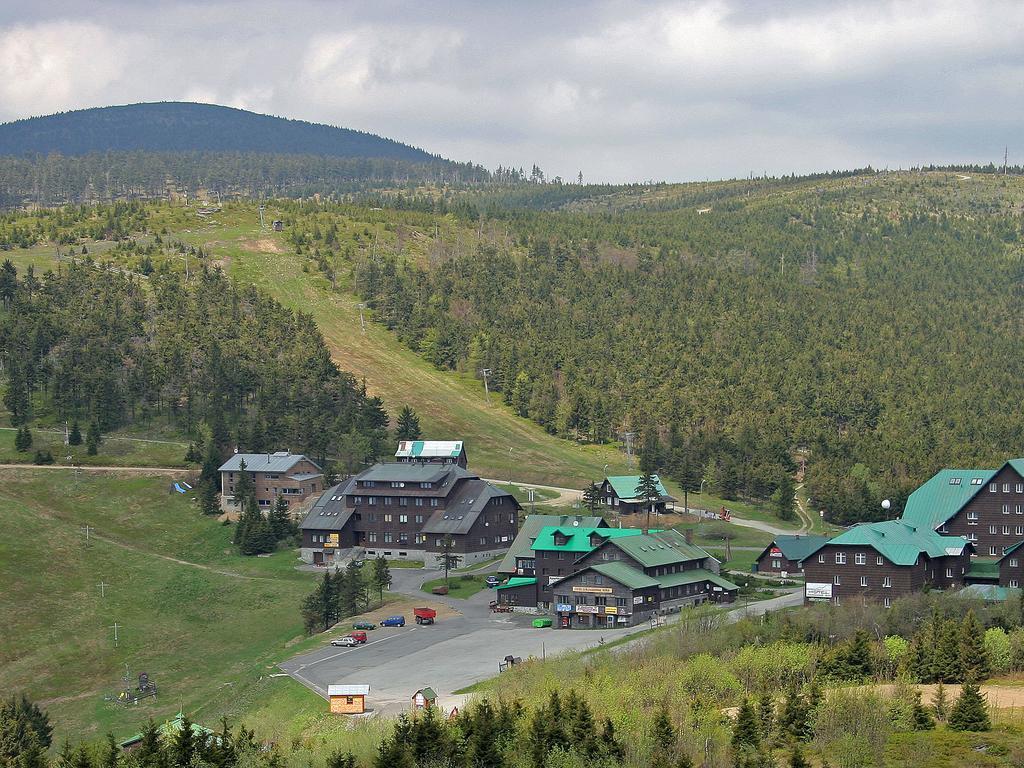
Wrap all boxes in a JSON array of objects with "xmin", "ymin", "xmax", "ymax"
[
  {"xmin": 372, "ymin": 556, "xmax": 392, "ymax": 604},
  {"xmin": 567, "ymin": 692, "xmax": 598, "ymax": 758},
  {"xmin": 960, "ymin": 610, "xmax": 990, "ymax": 682},
  {"xmin": 395, "ymin": 405, "xmax": 421, "ymax": 440},
  {"xmin": 467, "ymin": 700, "xmax": 502, "ymax": 768},
  {"xmin": 911, "ymin": 690, "xmax": 935, "ymax": 731},
  {"xmin": 935, "ymin": 619, "xmax": 964, "ymax": 683},
  {"xmin": 171, "ymin": 714, "xmax": 196, "ymax": 767},
  {"xmin": 68, "ymin": 421, "xmax": 82, "ymax": 446},
  {"xmin": 134, "ymin": 720, "xmax": 162, "ymax": 768},
  {"xmin": 651, "ymin": 703, "xmax": 676, "ymax": 751},
  {"xmin": 410, "ymin": 706, "xmax": 447, "ymax": 766},
  {"xmin": 948, "ymin": 682, "xmax": 991, "ymax": 731},
  {"xmin": 527, "ymin": 707, "xmax": 549, "ymax": 768},
  {"xmin": 581, "ymin": 482, "xmax": 603, "ymax": 513},
  {"xmin": 932, "ymin": 682, "xmax": 949, "ymax": 722},
  {"xmin": 86, "ymin": 421, "xmax": 101, "ymax": 456},
  {"xmin": 845, "ymin": 629, "xmax": 874, "ymax": 680},
  {"xmin": 268, "ymin": 496, "xmax": 294, "ymax": 541},
  {"xmin": 777, "ymin": 680, "xmax": 809, "ymax": 744},
  {"xmin": 199, "ymin": 479, "xmax": 219, "ymax": 516},
  {"xmin": 732, "ymin": 698, "xmax": 761, "ymax": 751},
  {"xmin": 789, "ymin": 743, "xmax": 810, "ymax": 768},
  {"xmin": 325, "ymin": 751, "xmax": 356, "ymax": 768},
  {"xmin": 599, "ymin": 718, "xmax": 625, "ymax": 762},
  {"xmin": 757, "ymin": 691, "xmax": 774, "ymax": 741},
  {"xmin": 101, "ymin": 733, "xmax": 119, "ymax": 768}
]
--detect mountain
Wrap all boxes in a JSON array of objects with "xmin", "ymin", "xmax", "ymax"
[{"xmin": 0, "ymin": 102, "xmax": 438, "ymax": 161}]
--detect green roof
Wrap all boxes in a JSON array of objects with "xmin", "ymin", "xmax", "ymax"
[
  {"xmin": 497, "ymin": 514, "xmax": 609, "ymax": 573},
  {"xmin": 762, "ymin": 535, "xmax": 830, "ymax": 562},
  {"xmin": 415, "ymin": 687, "xmax": 437, "ymax": 700},
  {"xmin": 587, "ymin": 562, "xmax": 659, "ymax": 590},
  {"xmin": 606, "ymin": 529, "xmax": 712, "ymax": 567},
  {"xmin": 901, "ymin": 468, "xmax": 998, "ymax": 530},
  {"xmin": 657, "ymin": 568, "xmax": 740, "ymax": 592},
  {"xmin": 532, "ymin": 525, "xmax": 646, "ymax": 553},
  {"xmin": 606, "ymin": 474, "xmax": 674, "ymax": 502},
  {"xmin": 966, "ymin": 559, "xmax": 1000, "ymax": 581},
  {"xmin": 119, "ymin": 712, "xmax": 215, "ymax": 749},
  {"xmin": 823, "ymin": 520, "xmax": 968, "ymax": 566},
  {"xmin": 960, "ymin": 584, "xmax": 1021, "ymax": 602},
  {"xmin": 495, "ymin": 577, "xmax": 536, "ymax": 590}
]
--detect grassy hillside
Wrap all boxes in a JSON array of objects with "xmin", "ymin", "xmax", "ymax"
[{"xmin": 0, "ymin": 468, "xmax": 324, "ymax": 741}]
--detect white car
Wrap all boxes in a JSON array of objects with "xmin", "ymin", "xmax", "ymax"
[{"xmin": 330, "ymin": 636, "xmax": 358, "ymax": 647}]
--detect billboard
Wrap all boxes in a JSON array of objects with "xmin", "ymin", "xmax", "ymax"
[
  {"xmin": 575, "ymin": 605, "xmax": 599, "ymax": 614},
  {"xmin": 555, "ymin": 603, "xmax": 573, "ymax": 612},
  {"xmin": 572, "ymin": 586, "xmax": 613, "ymax": 594},
  {"xmin": 805, "ymin": 583, "xmax": 833, "ymax": 600}
]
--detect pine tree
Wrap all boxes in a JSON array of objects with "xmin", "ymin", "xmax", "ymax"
[
  {"xmin": 773, "ymin": 471, "xmax": 797, "ymax": 521},
  {"xmin": 845, "ymin": 630, "xmax": 874, "ymax": 680},
  {"xmin": 634, "ymin": 472, "xmax": 662, "ymax": 529},
  {"xmin": 200, "ymin": 441, "xmax": 222, "ymax": 484},
  {"xmin": 776, "ymin": 680, "xmax": 809, "ymax": 744},
  {"xmin": 960, "ymin": 610, "xmax": 990, "ymax": 682},
  {"xmin": 757, "ymin": 691, "xmax": 774, "ymax": 742},
  {"xmin": 932, "ymin": 682, "xmax": 949, "ymax": 722},
  {"xmin": 17, "ymin": 735, "xmax": 49, "ymax": 768},
  {"xmin": 732, "ymin": 698, "xmax": 761, "ymax": 751},
  {"xmin": 948, "ymin": 682, "xmax": 991, "ymax": 731},
  {"xmin": 171, "ymin": 714, "xmax": 196, "ymax": 767},
  {"xmin": 527, "ymin": 707, "xmax": 549, "ymax": 768},
  {"xmin": 651, "ymin": 703, "xmax": 676, "ymax": 751},
  {"xmin": 199, "ymin": 479, "xmax": 220, "ymax": 516},
  {"xmin": 467, "ymin": 700, "xmax": 502, "ymax": 768},
  {"xmin": 68, "ymin": 421, "xmax": 82, "ymax": 446},
  {"xmin": 935, "ymin": 619, "xmax": 964, "ymax": 683},
  {"xmin": 599, "ymin": 718, "xmax": 624, "ymax": 762},
  {"xmin": 372, "ymin": 556, "xmax": 392, "ymax": 604},
  {"xmin": 134, "ymin": 719, "xmax": 162, "ymax": 768},
  {"xmin": 15, "ymin": 426, "xmax": 32, "ymax": 452},
  {"xmin": 101, "ymin": 733, "xmax": 119, "ymax": 768},
  {"xmin": 395, "ymin": 405, "xmax": 421, "ymax": 440},
  {"xmin": 86, "ymin": 421, "xmax": 101, "ymax": 456},
  {"xmin": 325, "ymin": 751, "xmax": 356, "ymax": 768},
  {"xmin": 789, "ymin": 742, "xmax": 810, "ymax": 768},
  {"xmin": 911, "ymin": 690, "xmax": 935, "ymax": 731},
  {"xmin": 268, "ymin": 496, "xmax": 294, "ymax": 542},
  {"xmin": 581, "ymin": 482, "xmax": 603, "ymax": 513}
]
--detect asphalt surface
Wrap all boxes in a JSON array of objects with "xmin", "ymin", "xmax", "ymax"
[{"xmin": 278, "ymin": 565, "xmax": 803, "ymax": 714}]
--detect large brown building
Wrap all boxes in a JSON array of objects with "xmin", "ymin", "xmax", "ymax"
[
  {"xmin": 801, "ymin": 520, "xmax": 972, "ymax": 608},
  {"xmin": 218, "ymin": 452, "xmax": 323, "ymax": 513},
  {"xmin": 496, "ymin": 524, "xmax": 738, "ymax": 627},
  {"xmin": 299, "ymin": 462, "xmax": 520, "ymax": 567}
]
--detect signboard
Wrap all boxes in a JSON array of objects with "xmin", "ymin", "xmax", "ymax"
[
  {"xmin": 575, "ymin": 604, "xmax": 599, "ymax": 614},
  {"xmin": 769, "ymin": 547, "xmax": 783, "ymax": 557},
  {"xmin": 572, "ymin": 586, "xmax": 613, "ymax": 594},
  {"xmin": 604, "ymin": 606, "xmax": 618, "ymax": 615},
  {"xmin": 805, "ymin": 583, "xmax": 833, "ymax": 600},
  {"xmin": 555, "ymin": 603, "xmax": 573, "ymax": 612},
  {"xmin": 632, "ymin": 596, "xmax": 644, "ymax": 604},
  {"xmin": 325, "ymin": 533, "xmax": 339, "ymax": 548}
]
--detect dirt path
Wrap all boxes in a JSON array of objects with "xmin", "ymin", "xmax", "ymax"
[
  {"xmin": 0, "ymin": 463, "xmax": 184, "ymax": 474},
  {"xmin": 0, "ymin": 427, "xmax": 187, "ymax": 446},
  {"xmin": 794, "ymin": 483, "xmax": 814, "ymax": 533},
  {"xmin": 484, "ymin": 478, "xmax": 580, "ymax": 507}
]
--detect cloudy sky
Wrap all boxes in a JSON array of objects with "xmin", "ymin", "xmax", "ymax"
[{"xmin": 1, "ymin": 1, "xmax": 1021, "ymax": 182}]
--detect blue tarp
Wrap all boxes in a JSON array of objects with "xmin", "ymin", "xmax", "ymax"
[{"xmin": 174, "ymin": 483, "xmax": 186, "ymax": 494}]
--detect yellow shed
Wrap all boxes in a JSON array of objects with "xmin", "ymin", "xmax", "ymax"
[{"xmin": 328, "ymin": 684, "xmax": 370, "ymax": 714}]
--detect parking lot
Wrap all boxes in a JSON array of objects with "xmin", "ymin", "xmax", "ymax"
[{"xmin": 278, "ymin": 566, "xmax": 802, "ymax": 714}]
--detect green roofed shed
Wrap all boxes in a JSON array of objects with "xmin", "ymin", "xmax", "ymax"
[
  {"xmin": 495, "ymin": 577, "xmax": 536, "ymax": 590},
  {"xmin": 606, "ymin": 474, "xmax": 674, "ymax": 502}
]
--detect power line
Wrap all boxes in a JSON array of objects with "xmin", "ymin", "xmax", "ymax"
[{"xmin": 80, "ymin": 525, "xmax": 95, "ymax": 543}]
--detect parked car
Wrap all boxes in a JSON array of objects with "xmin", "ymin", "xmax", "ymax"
[
  {"xmin": 532, "ymin": 617, "xmax": 553, "ymax": 628},
  {"xmin": 380, "ymin": 615, "xmax": 406, "ymax": 627},
  {"xmin": 414, "ymin": 607, "xmax": 437, "ymax": 625},
  {"xmin": 486, "ymin": 575, "xmax": 501, "ymax": 588},
  {"xmin": 330, "ymin": 636, "xmax": 358, "ymax": 647},
  {"xmin": 352, "ymin": 621, "xmax": 376, "ymax": 631},
  {"xmin": 349, "ymin": 631, "xmax": 368, "ymax": 644}
]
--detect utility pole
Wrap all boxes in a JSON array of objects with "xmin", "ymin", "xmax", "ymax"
[
  {"xmin": 1005, "ymin": 146, "xmax": 1009, "ymax": 175},
  {"xmin": 80, "ymin": 525, "xmax": 94, "ymax": 544},
  {"xmin": 97, "ymin": 581, "xmax": 110, "ymax": 598},
  {"xmin": 479, "ymin": 368, "xmax": 492, "ymax": 402},
  {"xmin": 508, "ymin": 448, "xmax": 514, "ymax": 484},
  {"xmin": 109, "ymin": 622, "xmax": 121, "ymax": 647},
  {"xmin": 258, "ymin": 204, "xmax": 266, "ymax": 229}
]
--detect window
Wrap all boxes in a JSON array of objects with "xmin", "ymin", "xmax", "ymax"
[
  {"xmin": 945, "ymin": 568, "xmax": 953, "ymax": 578},
  {"xmin": 1004, "ymin": 483, "xmax": 1011, "ymax": 493},
  {"xmin": 594, "ymin": 575, "xmax": 604, "ymax": 585},
  {"xmin": 399, "ymin": 497, "xmax": 408, "ymax": 507},
  {"xmin": 368, "ymin": 496, "xmax": 376, "ymax": 506},
  {"xmin": 415, "ymin": 515, "xmax": 424, "ymax": 524},
  {"xmin": 415, "ymin": 498, "xmax": 424, "ymax": 507},
  {"xmin": 991, "ymin": 483, "xmax": 998, "ymax": 492},
  {"xmin": 968, "ymin": 511, "xmax": 979, "ymax": 524},
  {"xmin": 574, "ymin": 594, "xmax": 586, "ymax": 604},
  {"xmin": 1013, "ymin": 558, "xmax": 1021, "ymax": 568},
  {"xmin": 390, "ymin": 481, "xmax": 402, "ymax": 488},
  {"xmin": 883, "ymin": 576, "xmax": 892, "ymax": 588},
  {"xmin": 860, "ymin": 576, "xmax": 867, "ymax": 587},
  {"xmin": 435, "ymin": 538, "xmax": 443, "ymax": 547},
  {"xmin": 971, "ymin": 478, "xmax": 984, "ymax": 485},
  {"xmin": 594, "ymin": 596, "xmax": 607, "ymax": 606},
  {"xmin": 949, "ymin": 477, "xmax": 961, "ymax": 486},
  {"xmin": 368, "ymin": 532, "xmax": 377, "ymax": 543},
  {"xmin": 1017, "ymin": 484, "xmax": 1024, "ymax": 493},
  {"xmin": 884, "ymin": 598, "xmax": 891, "ymax": 608},
  {"xmin": 1004, "ymin": 504, "xmax": 1011, "ymax": 515},
  {"xmin": 771, "ymin": 559, "xmax": 781, "ymax": 569},
  {"xmin": 1005, "ymin": 526, "xmax": 1012, "ymax": 536},
  {"xmin": 855, "ymin": 553, "xmax": 866, "ymax": 565},
  {"xmin": 990, "ymin": 546, "xmax": 999, "ymax": 556},
  {"xmin": 399, "ymin": 514, "xmax": 408, "ymax": 523},
  {"xmin": 833, "ymin": 575, "xmax": 841, "ymax": 585},
  {"xmin": 354, "ymin": 496, "xmax": 363, "ymax": 505},
  {"xmin": 1017, "ymin": 505, "xmax": 1023, "ymax": 515},
  {"xmin": 430, "ymin": 498, "xmax": 439, "ymax": 507},
  {"xmin": 415, "ymin": 534, "xmax": 425, "ymax": 544},
  {"xmin": 1012, "ymin": 580, "xmax": 1021, "ymax": 589},
  {"xmin": 398, "ymin": 533, "xmax": 408, "ymax": 543},
  {"xmin": 419, "ymin": 482, "xmax": 432, "ymax": 489},
  {"xmin": 835, "ymin": 552, "xmax": 846, "ymax": 565},
  {"xmin": 968, "ymin": 533, "xmax": 978, "ymax": 542},
  {"xmin": 383, "ymin": 533, "xmax": 392, "ymax": 543},
  {"xmin": 365, "ymin": 481, "xmax": 376, "ymax": 488},
  {"xmin": 367, "ymin": 513, "xmax": 377, "ymax": 522},
  {"xmin": 479, "ymin": 537, "xmax": 487, "ymax": 545},
  {"xmin": 989, "ymin": 525, "xmax": 998, "ymax": 535},
  {"xmin": 384, "ymin": 513, "xmax": 392, "ymax": 522},
  {"xmin": 876, "ymin": 556, "xmax": 884, "ymax": 566},
  {"xmin": 616, "ymin": 597, "xmax": 627, "ymax": 607},
  {"xmin": 818, "ymin": 554, "xmax": 825, "ymax": 563}
]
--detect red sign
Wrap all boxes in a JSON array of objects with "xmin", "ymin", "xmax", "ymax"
[{"xmin": 769, "ymin": 547, "xmax": 783, "ymax": 557}]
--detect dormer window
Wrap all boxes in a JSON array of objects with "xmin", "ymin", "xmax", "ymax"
[{"xmin": 949, "ymin": 477, "xmax": 961, "ymax": 486}]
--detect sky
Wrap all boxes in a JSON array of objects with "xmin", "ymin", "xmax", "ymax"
[{"xmin": 0, "ymin": 0, "xmax": 1021, "ymax": 183}]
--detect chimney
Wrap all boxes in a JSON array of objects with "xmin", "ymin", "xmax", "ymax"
[{"xmin": 684, "ymin": 528, "xmax": 694, "ymax": 545}]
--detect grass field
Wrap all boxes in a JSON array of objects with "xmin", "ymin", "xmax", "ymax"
[
  {"xmin": 0, "ymin": 426, "xmax": 189, "ymax": 468},
  {"xmin": 421, "ymin": 574, "xmax": 488, "ymax": 599},
  {"xmin": 0, "ymin": 468, "xmax": 328, "ymax": 743}
]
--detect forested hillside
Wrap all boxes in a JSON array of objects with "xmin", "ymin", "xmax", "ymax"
[
  {"xmin": 0, "ymin": 256, "xmax": 389, "ymax": 468},
  {"xmin": 350, "ymin": 172, "xmax": 1024, "ymax": 522},
  {"xmin": 0, "ymin": 103, "xmax": 487, "ymax": 206}
]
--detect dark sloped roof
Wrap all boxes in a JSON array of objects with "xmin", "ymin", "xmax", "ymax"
[
  {"xmin": 757, "ymin": 535, "xmax": 830, "ymax": 563},
  {"xmin": 420, "ymin": 478, "xmax": 519, "ymax": 535},
  {"xmin": 606, "ymin": 529, "xmax": 713, "ymax": 567},
  {"xmin": 299, "ymin": 479, "xmax": 355, "ymax": 531},
  {"xmin": 357, "ymin": 463, "xmax": 472, "ymax": 485},
  {"xmin": 587, "ymin": 562, "xmax": 659, "ymax": 590},
  {"xmin": 219, "ymin": 451, "xmax": 319, "ymax": 474}
]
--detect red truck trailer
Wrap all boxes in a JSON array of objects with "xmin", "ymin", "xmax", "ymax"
[{"xmin": 414, "ymin": 607, "xmax": 437, "ymax": 625}]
